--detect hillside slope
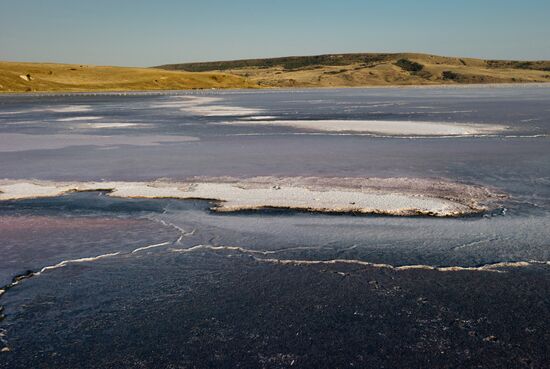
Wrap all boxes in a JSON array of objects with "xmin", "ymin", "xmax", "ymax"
[
  {"xmin": 0, "ymin": 61, "xmax": 254, "ymax": 93},
  {"xmin": 158, "ymin": 53, "xmax": 550, "ymax": 87},
  {"xmin": 2, "ymin": 53, "xmax": 549, "ymax": 93}
]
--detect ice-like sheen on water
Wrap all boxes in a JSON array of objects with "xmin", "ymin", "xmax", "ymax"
[{"xmin": 0, "ymin": 86, "xmax": 549, "ymax": 368}]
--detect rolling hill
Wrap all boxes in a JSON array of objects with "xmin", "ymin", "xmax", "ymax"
[
  {"xmin": 0, "ymin": 61, "xmax": 254, "ymax": 93},
  {"xmin": 157, "ymin": 52, "xmax": 550, "ymax": 88},
  {"xmin": 1, "ymin": 53, "xmax": 549, "ymax": 93}
]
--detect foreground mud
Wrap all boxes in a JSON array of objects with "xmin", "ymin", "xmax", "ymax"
[{"xmin": 1, "ymin": 250, "xmax": 548, "ymax": 369}]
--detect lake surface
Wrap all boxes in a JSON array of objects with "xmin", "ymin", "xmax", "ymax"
[{"xmin": 1, "ymin": 86, "xmax": 549, "ymax": 368}]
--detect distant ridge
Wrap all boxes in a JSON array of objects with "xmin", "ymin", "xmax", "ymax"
[
  {"xmin": 157, "ymin": 52, "xmax": 550, "ymax": 88},
  {"xmin": 2, "ymin": 52, "xmax": 549, "ymax": 93}
]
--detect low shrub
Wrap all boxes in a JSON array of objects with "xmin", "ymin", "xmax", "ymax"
[
  {"xmin": 442, "ymin": 71, "xmax": 460, "ymax": 80},
  {"xmin": 395, "ymin": 59, "xmax": 424, "ymax": 72}
]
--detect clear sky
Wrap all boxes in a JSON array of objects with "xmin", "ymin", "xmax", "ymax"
[{"xmin": 1, "ymin": 0, "xmax": 549, "ymax": 66}]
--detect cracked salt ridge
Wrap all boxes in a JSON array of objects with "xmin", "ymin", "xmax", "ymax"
[
  {"xmin": 56, "ymin": 116, "xmax": 103, "ymax": 122},
  {"xmin": 170, "ymin": 244, "xmax": 550, "ymax": 273},
  {"xmin": 47, "ymin": 105, "xmax": 93, "ymax": 113},
  {"xmin": 0, "ymin": 177, "xmax": 503, "ymax": 217},
  {"xmin": 79, "ymin": 122, "xmax": 144, "ymax": 129},
  {"xmin": 227, "ymin": 132, "xmax": 550, "ymax": 139},
  {"xmin": 169, "ymin": 95, "xmax": 510, "ymax": 136},
  {"xmin": 224, "ymin": 119, "xmax": 510, "ymax": 136}
]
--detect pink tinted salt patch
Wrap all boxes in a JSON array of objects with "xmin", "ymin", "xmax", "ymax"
[{"xmin": 0, "ymin": 215, "xmax": 180, "ymax": 285}]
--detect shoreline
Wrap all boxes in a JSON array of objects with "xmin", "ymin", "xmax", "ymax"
[{"xmin": 1, "ymin": 81, "xmax": 550, "ymax": 97}]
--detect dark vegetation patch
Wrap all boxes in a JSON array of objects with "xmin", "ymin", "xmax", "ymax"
[
  {"xmin": 395, "ymin": 59, "xmax": 430, "ymax": 78},
  {"xmin": 486, "ymin": 60, "xmax": 550, "ymax": 71},
  {"xmin": 158, "ymin": 53, "xmax": 550, "ymax": 75},
  {"xmin": 442, "ymin": 71, "xmax": 498, "ymax": 84},
  {"xmin": 324, "ymin": 69, "xmax": 348, "ymax": 75},
  {"xmin": 157, "ymin": 53, "xmax": 395, "ymax": 72},
  {"xmin": 395, "ymin": 59, "xmax": 424, "ymax": 73},
  {"xmin": 442, "ymin": 70, "xmax": 462, "ymax": 81}
]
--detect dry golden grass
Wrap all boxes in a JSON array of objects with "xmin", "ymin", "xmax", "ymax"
[
  {"xmin": 225, "ymin": 61, "xmax": 550, "ymax": 88},
  {"xmin": 161, "ymin": 53, "xmax": 550, "ymax": 88},
  {"xmin": 0, "ymin": 61, "xmax": 255, "ymax": 93},
  {"xmin": 2, "ymin": 53, "xmax": 549, "ymax": 93}
]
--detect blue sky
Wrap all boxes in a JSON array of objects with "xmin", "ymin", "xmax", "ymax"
[{"xmin": 1, "ymin": 0, "xmax": 549, "ymax": 66}]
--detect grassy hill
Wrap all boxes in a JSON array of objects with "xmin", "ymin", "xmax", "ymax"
[
  {"xmin": 0, "ymin": 61, "xmax": 254, "ymax": 93},
  {"xmin": 2, "ymin": 53, "xmax": 549, "ymax": 93},
  {"xmin": 157, "ymin": 53, "xmax": 550, "ymax": 88}
]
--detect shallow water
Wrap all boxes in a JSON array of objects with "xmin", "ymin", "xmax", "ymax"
[{"xmin": 0, "ymin": 86, "xmax": 549, "ymax": 368}]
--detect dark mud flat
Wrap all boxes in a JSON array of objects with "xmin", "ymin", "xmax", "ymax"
[{"xmin": 1, "ymin": 251, "xmax": 549, "ymax": 369}]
